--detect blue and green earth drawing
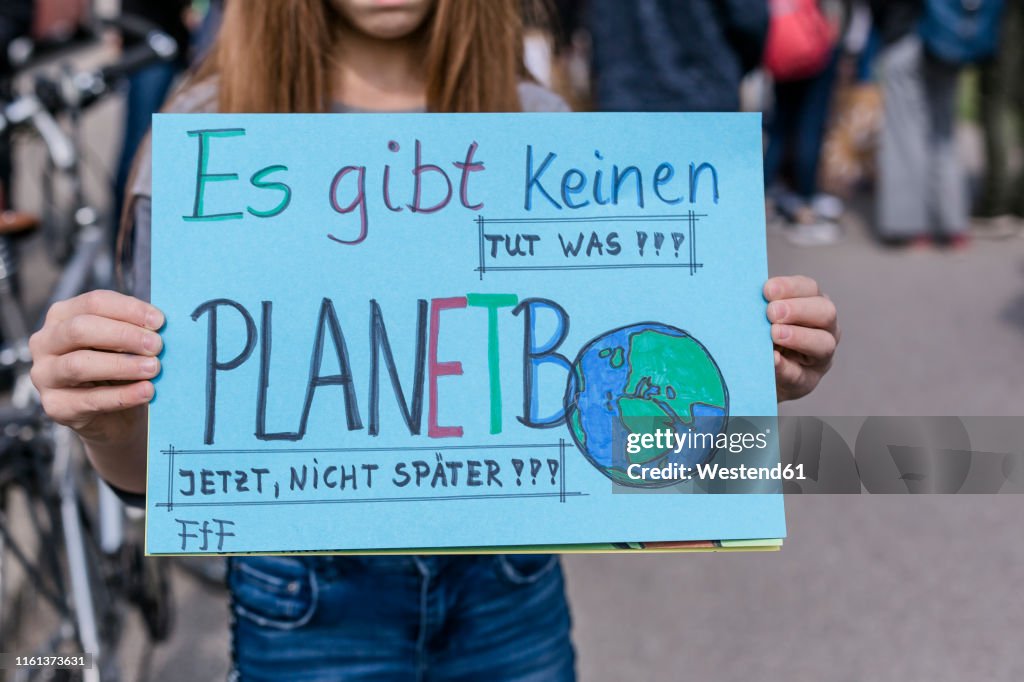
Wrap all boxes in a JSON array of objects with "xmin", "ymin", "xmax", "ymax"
[{"xmin": 564, "ymin": 323, "xmax": 728, "ymax": 488}]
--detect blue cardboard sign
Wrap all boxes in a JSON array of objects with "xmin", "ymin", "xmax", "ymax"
[{"xmin": 146, "ymin": 113, "xmax": 785, "ymax": 554}]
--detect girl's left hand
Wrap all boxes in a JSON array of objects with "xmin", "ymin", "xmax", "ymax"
[{"xmin": 764, "ymin": 275, "xmax": 840, "ymax": 402}]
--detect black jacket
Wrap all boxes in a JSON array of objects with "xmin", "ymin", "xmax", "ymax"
[{"xmin": 588, "ymin": 0, "xmax": 769, "ymax": 112}]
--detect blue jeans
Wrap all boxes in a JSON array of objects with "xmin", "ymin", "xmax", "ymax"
[
  {"xmin": 764, "ymin": 51, "xmax": 840, "ymax": 200},
  {"xmin": 227, "ymin": 555, "xmax": 576, "ymax": 681}
]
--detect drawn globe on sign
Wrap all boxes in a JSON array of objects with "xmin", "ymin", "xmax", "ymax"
[{"xmin": 564, "ymin": 323, "xmax": 728, "ymax": 488}]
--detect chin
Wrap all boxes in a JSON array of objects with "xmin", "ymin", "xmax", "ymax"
[
  {"xmin": 334, "ymin": 0, "xmax": 435, "ymax": 40},
  {"xmin": 359, "ymin": 15, "xmax": 428, "ymax": 40}
]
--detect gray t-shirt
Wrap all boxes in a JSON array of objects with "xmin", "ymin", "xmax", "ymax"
[{"xmin": 125, "ymin": 81, "xmax": 570, "ymax": 301}]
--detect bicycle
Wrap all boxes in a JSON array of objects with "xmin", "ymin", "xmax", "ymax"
[{"xmin": 0, "ymin": 14, "xmax": 178, "ymax": 681}]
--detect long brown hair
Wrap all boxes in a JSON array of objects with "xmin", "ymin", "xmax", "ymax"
[{"xmin": 199, "ymin": 0, "xmax": 526, "ymax": 114}]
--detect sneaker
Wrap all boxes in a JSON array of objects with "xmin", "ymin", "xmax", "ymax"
[
  {"xmin": 812, "ymin": 193, "xmax": 845, "ymax": 221},
  {"xmin": 972, "ymin": 215, "xmax": 1020, "ymax": 240},
  {"xmin": 783, "ymin": 219, "xmax": 842, "ymax": 247}
]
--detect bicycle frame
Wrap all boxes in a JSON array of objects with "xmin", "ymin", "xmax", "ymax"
[
  {"xmin": 1, "ymin": 70, "xmax": 125, "ymax": 682},
  {"xmin": 0, "ymin": 15, "xmax": 180, "ymax": 678}
]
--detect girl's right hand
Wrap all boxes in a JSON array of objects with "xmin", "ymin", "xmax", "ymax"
[{"xmin": 29, "ymin": 290, "xmax": 164, "ymax": 443}]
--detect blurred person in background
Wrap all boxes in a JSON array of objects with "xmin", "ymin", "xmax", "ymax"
[
  {"xmin": 113, "ymin": 0, "xmax": 191, "ymax": 235},
  {"xmin": 871, "ymin": 0, "xmax": 1004, "ymax": 247},
  {"xmin": 818, "ymin": 1, "xmax": 885, "ymax": 202},
  {"xmin": 976, "ymin": 0, "xmax": 1024, "ymax": 226},
  {"xmin": 587, "ymin": 0, "xmax": 768, "ymax": 112},
  {"xmin": 0, "ymin": 0, "xmax": 33, "ymax": 215},
  {"xmin": 763, "ymin": 0, "xmax": 844, "ymax": 246}
]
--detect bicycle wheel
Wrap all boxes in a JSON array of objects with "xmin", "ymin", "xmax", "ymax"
[{"xmin": 0, "ymin": 439, "xmax": 80, "ymax": 682}]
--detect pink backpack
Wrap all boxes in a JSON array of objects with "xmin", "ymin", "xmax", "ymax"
[{"xmin": 763, "ymin": 0, "xmax": 837, "ymax": 82}]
